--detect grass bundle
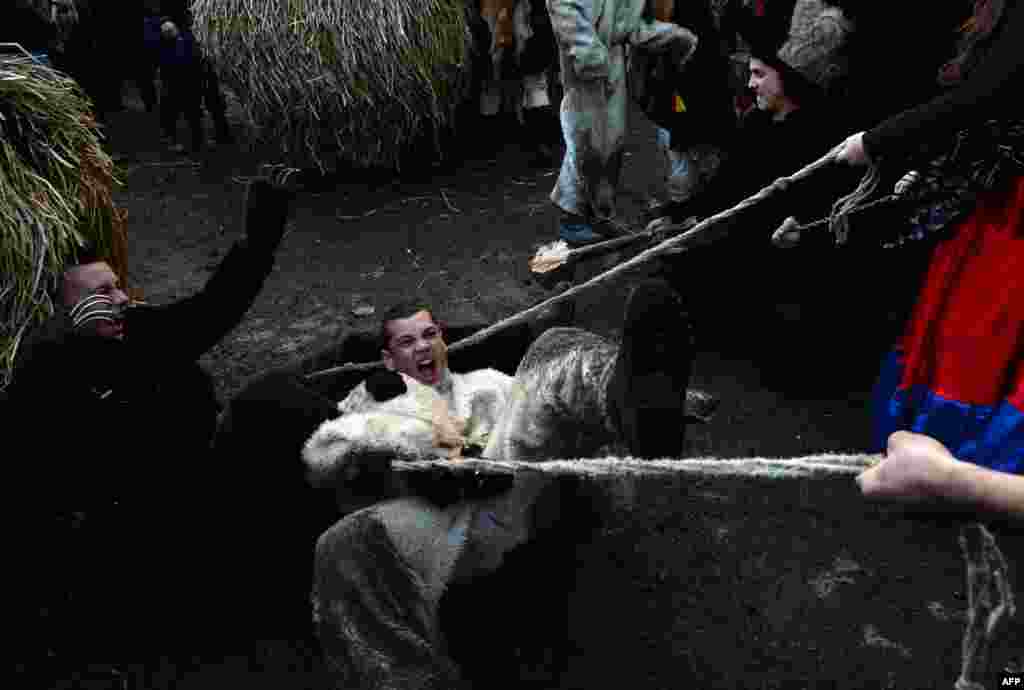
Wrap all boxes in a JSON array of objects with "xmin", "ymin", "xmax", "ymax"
[
  {"xmin": 0, "ymin": 49, "xmax": 126, "ymax": 389},
  {"xmin": 192, "ymin": 0, "xmax": 472, "ymax": 171}
]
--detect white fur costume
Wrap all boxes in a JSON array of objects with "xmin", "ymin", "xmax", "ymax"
[
  {"xmin": 303, "ymin": 368, "xmax": 519, "ymax": 487},
  {"xmin": 307, "ymin": 328, "xmax": 654, "ymax": 689},
  {"xmin": 307, "ymin": 368, "xmax": 550, "ymax": 689}
]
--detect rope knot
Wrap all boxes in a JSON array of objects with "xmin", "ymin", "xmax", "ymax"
[{"xmin": 829, "ymin": 162, "xmax": 882, "ymax": 245}]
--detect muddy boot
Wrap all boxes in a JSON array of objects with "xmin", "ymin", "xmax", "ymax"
[
  {"xmin": 558, "ymin": 212, "xmax": 602, "ymax": 247},
  {"xmin": 641, "ymin": 199, "xmax": 692, "ymax": 229},
  {"xmin": 606, "ymin": 279, "xmax": 694, "ymax": 458}
]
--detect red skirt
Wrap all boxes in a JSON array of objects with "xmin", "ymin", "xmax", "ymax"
[{"xmin": 873, "ymin": 176, "xmax": 1024, "ymax": 472}]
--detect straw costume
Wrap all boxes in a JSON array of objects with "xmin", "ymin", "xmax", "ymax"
[
  {"xmin": 0, "ymin": 50, "xmax": 126, "ymax": 391},
  {"xmin": 191, "ymin": 0, "xmax": 473, "ymax": 171}
]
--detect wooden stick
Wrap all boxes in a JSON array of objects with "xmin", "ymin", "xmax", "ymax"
[
  {"xmin": 307, "ymin": 147, "xmax": 842, "ymax": 382},
  {"xmin": 532, "ymin": 217, "xmax": 698, "ymax": 275}
]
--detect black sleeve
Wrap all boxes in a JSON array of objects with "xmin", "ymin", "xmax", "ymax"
[
  {"xmin": 128, "ymin": 239, "xmax": 278, "ymax": 362},
  {"xmin": 863, "ymin": 1, "xmax": 1024, "ymax": 162}
]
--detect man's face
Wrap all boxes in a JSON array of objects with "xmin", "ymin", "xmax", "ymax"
[
  {"xmin": 748, "ymin": 57, "xmax": 787, "ymax": 114},
  {"xmin": 62, "ymin": 261, "xmax": 129, "ymax": 340},
  {"xmin": 382, "ymin": 310, "xmax": 448, "ymax": 386}
]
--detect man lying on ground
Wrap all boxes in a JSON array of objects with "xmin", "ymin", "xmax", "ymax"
[{"xmin": 306, "ymin": 279, "xmax": 709, "ymax": 688}]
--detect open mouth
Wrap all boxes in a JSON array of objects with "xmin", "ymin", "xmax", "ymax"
[{"xmin": 416, "ymin": 358, "xmax": 437, "ymax": 382}]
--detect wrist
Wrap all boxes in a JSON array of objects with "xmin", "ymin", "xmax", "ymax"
[
  {"xmin": 937, "ymin": 457, "xmax": 974, "ymax": 503},
  {"xmin": 860, "ymin": 132, "xmax": 876, "ymax": 165}
]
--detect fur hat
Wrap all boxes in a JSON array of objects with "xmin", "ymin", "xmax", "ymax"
[
  {"xmin": 777, "ymin": 0, "xmax": 854, "ymax": 90},
  {"xmin": 738, "ymin": 0, "xmax": 853, "ymax": 93}
]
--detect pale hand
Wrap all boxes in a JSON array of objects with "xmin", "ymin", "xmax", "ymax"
[
  {"xmin": 835, "ymin": 132, "xmax": 870, "ymax": 167},
  {"xmin": 857, "ymin": 431, "xmax": 958, "ymax": 502}
]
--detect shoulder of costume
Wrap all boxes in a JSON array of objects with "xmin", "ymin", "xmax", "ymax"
[
  {"xmin": 337, "ymin": 379, "xmax": 371, "ymax": 413},
  {"xmin": 451, "ymin": 367, "xmax": 516, "ymax": 389}
]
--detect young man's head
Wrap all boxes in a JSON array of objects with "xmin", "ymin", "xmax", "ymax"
[
  {"xmin": 60, "ymin": 259, "xmax": 129, "ymax": 340},
  {"xmin": 379, "ymin": 301, "xmax": 448, "ymax": 386},
  {"xmin": 747, "ymin": 56, "xmax": 804, "ymax": 120},
  {"xmin": 740, "ymin": 0, "xmax": 853, "ymax": 119},
  {"xmin": 160, "ymin": 20, "xmax": 180, "ymax": 41}
]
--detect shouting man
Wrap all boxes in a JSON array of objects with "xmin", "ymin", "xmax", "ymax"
[{"xmin": 306, "ymin": 279, "xmax": 711, "ymax": 688}]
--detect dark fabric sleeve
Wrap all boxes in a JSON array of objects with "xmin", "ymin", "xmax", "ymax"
[
  {"xmin": 127, "ymin": 239, "xmax": 277, "ymax": 362},
  {"xmin": 863, "ymin": 1, "xmax": 1024, "ymax": 162},
  {"xmin": 6, "ymin": 337, "xmax": 118, "ymax": 506}
]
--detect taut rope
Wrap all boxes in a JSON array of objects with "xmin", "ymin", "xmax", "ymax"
[{"xmin": 308, "ymin": 145, "xmax": 844, "ymax": 381}]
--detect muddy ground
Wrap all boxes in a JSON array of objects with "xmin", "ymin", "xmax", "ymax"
[
  {"xmin": 110, "ymin": 84, "xmax": 917, "ymax": 458},
  {"xmin": 41, "ymin": 84, "xmax": 928, "ymax": 688}
]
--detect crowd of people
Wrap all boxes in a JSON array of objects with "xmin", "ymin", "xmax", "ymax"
[
  {"xmin": 4, "ymin": 0, "xmax": 1022, "ymax": 687},
  {"xmin": 2, "ymin": 1, "xmax": 233, "ymax": 153}
]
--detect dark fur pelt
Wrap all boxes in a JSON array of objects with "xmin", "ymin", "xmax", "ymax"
[{"xmin": 440, "ymin": 476, "xmax": 607, "ymax": 688}]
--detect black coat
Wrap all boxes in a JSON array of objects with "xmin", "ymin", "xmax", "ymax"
[
  {"xmin": 8, "ymin": 239, "xmax": 279, "ymax": 510},
  {"xmin": 631, "ymin": 0, "xmax": 736, "ymax": 152},
  {"xmin": 677, "ymin": 103, "xmax": 856, "ymax": 225},
  {"xmin": 864, "ymin": 0, "xmax": 1024, "ymax": 163}
]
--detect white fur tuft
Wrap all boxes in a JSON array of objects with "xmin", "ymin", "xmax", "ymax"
[{"xmin": 304, "ymin": 374, "xmax": 470, "ymax": 486}]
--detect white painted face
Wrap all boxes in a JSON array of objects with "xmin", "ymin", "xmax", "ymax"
[{"xmin": 747, "ymin": 57, "xmax": 788, "ymax": 115}]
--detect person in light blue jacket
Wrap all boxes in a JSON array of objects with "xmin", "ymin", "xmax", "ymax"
[{"xmin": 547, "ymin": 0, "xmax": 698, "ymax": 247}]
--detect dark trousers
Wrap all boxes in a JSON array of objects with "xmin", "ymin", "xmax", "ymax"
[
  {"xmin": 160, "ymin": 63, "xmax": 204, "ymax": 148},
  {"xmin": 160, "ymin": 59, "xmax": 231, "ymax": 148},
  {"xmin": 126, "ymin": 43, "xmax": 158, "ymax": 112}
]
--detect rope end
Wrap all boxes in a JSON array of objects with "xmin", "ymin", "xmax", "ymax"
[{"xmin": 772, "ymin": 217, "xmax": 802, "ymax": 248}]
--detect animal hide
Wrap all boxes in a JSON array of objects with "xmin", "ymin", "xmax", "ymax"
[{"xmin": 304, "ymin": 369, "xmax": 517, "ymax": 486}]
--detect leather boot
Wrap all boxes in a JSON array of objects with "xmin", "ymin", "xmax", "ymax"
[{"xmin": 606, "ymin": 279, "xmax": 694, "ymax": 458}]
